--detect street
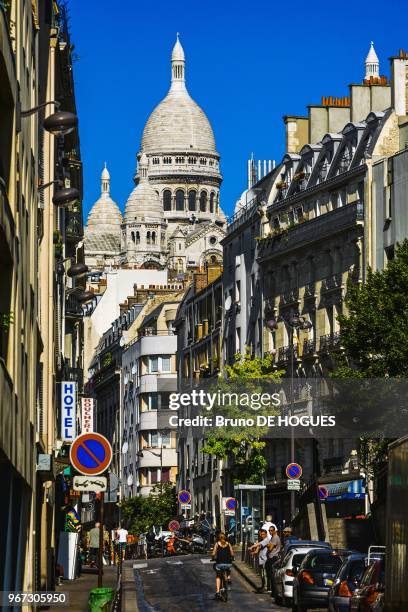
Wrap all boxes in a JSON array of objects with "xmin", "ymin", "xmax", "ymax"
[{"xmin": 131, "ymin": 554, "xmax": 286, "ymax": 611}]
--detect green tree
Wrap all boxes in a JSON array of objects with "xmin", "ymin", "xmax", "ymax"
[
  {"xmin": 336, "ymin": 240, "xmax": 408, "ymax": 377},
  {"xmin": 332, "ymin": 241, "xmax": 408, "ymax": 472},
  {"xmin": 120, "ymin": 483, "xmax": 177, "ymax": 534},
  {"xmin": 202, "ymin": 350, "xmax": 283, "ymax": 484}
]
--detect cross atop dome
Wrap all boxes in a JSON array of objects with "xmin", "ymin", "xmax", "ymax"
[
  {"xmin": 365, "ymin": 41, "xmax": 379, "ymax": 80},
  {"xmin": 171, "ymin": 33, "xmax": 186, "ymax": 91}
]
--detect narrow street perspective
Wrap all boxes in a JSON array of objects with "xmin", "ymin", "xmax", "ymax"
[{"xmin": 1, "ymin": 1, "xmax": 408, "ymax": 611}]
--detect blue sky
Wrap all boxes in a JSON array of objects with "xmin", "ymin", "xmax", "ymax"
[{"xmin": 69, "ymin": 0, "xmax": 406, "ymax": 220}]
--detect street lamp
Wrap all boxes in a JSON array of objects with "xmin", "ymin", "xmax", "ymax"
[
  {"xmin": 265, "ymin": 312, "xmax": 313, "ymax": 520},
  {"xmin": 19, "ymin": 100, "xmax": 78, "ymax": 136},
  {"xmin": 52, "ymin": 187, "xmax": 80, "ymax": 207},
  {"xmin": 67, "ymin": 263, "xmax": 88, "ymax": 278}
]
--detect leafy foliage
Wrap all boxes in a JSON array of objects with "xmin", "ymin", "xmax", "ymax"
[
  {"xmin": 332, "ymin": 241, "xmax": 408, "ymax": 472},
  {"xmin": 202, "ymin": 350, "xmax": 283, "ymax": 484},
  {"xmin": 120, "ymin": 483, "xmax": 177, "ymax": 534},
  {"xmin": 336, "ymin": 240, "xmax": 408, "ymax": 377}
]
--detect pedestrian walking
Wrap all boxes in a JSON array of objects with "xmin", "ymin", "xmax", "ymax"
[
  {"xmin": 116, "ymin": 524, "xmax": 129, "ymax": 561},
  {"xmin": 88, "ymin": 522, "xmax": 100, "ymax": 567}
]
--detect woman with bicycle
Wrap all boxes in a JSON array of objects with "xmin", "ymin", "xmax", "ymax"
[{"xmin": 212, "ymin": 532, "xmax": 234, "ymax": 600}]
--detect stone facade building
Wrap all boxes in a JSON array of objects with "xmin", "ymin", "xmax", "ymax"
[{"xmin": 84, "ymin": 35, "xmax": 226, "ymax": 273}]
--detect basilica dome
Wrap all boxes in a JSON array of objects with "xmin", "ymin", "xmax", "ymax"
[
  {"xmin": 124, "ymin": 153, "xmax": 163, "ymax": 221},
  {"xmin": 141, "ymin": 35, "xmax": 217, "ymax": 155},
  {"xmin": 86, "ymin": 164, "xmax": 122, "ymax": 234}
]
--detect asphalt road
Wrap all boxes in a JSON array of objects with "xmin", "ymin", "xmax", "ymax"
[{"xmin": 131, "ymin": 554, "xmax": 287, "ymax": 612}]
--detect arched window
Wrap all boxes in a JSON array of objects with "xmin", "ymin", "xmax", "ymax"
[
  {"xmin": 188, "ymin": 190, "xmax": 196, "ymax": 211},
  {"xmin": 163, "ymin": 190, "xmax": 172, "ymax": 211},
  {"xmin": 136, "ymin": 231, "xmax": 140, "ymax": 244},
  {"xmin": 176, "ymin": 189, "xmax": 185, "ymax": 211},
  {"xmin": 131, "ymin": 231, "xmax": 135, "ymax": 243},
  {"xmin": 210, "ymin": 192, "xmax": 215, "ymax": 213},
  {"xmin": 146, "ymin": 231, "xmax": 151, "ymax": 245},
  {"xmin": 200, "ymin": 191, "xmax": 207, "ymax": 212},
  {"xmin": 152, "ymin": 231, "xmax": 156, "ymax": 245}
]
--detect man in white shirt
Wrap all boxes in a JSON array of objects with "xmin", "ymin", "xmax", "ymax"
[
  {"xmin": 116, "ymin": 525, "xmax": 128, "ymax": 561},
  {"xmin": 249, "ymin": 528, "xmax": 270, "ymax": 591}
]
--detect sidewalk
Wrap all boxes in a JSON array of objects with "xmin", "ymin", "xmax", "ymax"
[
  {"xmin": 232, "ymin": 546, "xmax": 262, "ymax": 592},
  {"xmin": 49, "ymin": 566, "xmax": 119, "ymax": 612}
]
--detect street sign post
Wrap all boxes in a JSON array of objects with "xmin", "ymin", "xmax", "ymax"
[
  {"xmin": 73, "ymin": 475, "xmax": 107, "ymax": 492},
  {"xmin": 70, "ymin": 432, "xmax": 113, "ymax": 476},
  {"xmin": 286, "ymin": 462, "xmax": 303, "ymax": 480},
  {"xmin": 70, "ymin": 432, "xmax": 112, "ymax": 589},
  {"xmin": 168, "ymin": 520, "xmax": 180, "ymax": 532},
  {"xmin": 318, "ymin": 485, "xmax": 329, "ymax": 500},
  {"xmin": 287, "ymin": 479, "xmax": 301, "ymax": 491},
  {"xmin": 178, "ymin": 490, "xmax": 192, "ymax": 505}
]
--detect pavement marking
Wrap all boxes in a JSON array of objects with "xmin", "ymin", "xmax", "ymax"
[
  {"xmin": 165, "ymin": 560, "xmax": 183, "ymax": 565},
  {"xmin": 133, "ymin": 562, "xmax": 148, "ymax": 569},
  {"xmin": 200, "ymin": 558, "xmax": 213, "ymax": 564}
]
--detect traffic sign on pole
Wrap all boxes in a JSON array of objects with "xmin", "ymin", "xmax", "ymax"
[
  {"xmin": 70, "ymin": 432, "xmax": 113, "ymax": 476},
  {"xmin": 318, "ymin": 485, "xmax": 329, "ymax": 500},
  {"xmin": 225, "ymin": 497, "xmax": 237, "ymax": 511},
  {"xmin": 286, "ymin": 462, "xmax": 303, "ymax": 480},
  {"xmin": 178, "ymin": 490, "xmax": 192, "ymax": 504},
  {"xmin": 287, "ymin": 479, "xmax": 301, "ymax": 491},
  {"xmin": 168, "ymin": 520, "xmax": 180, "ymax": 532}
]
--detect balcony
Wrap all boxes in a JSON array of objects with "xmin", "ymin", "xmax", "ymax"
[
  {"xmin": 322, "ymin": 273, "xmax": 343, "ymax": 292},
  {"xmin": 280, "ymin": 289, "xmax": 299, "ymax": 306},
  {"xmin": 304, "ymin": 282, "xmax": 316, "ymax": 299},
  {"xmin": 258, "ymin": 202, "xmax": 363, "ymax": 262},
  {"xmin": 277, "ymin": 345, "xmax": 298, "ymax": 362},
  {"xmin": 319, "ymin": 332, "xmax": 341, "ymax": 353},
  {"xmin": 302, "ymin": 339, "xmax": 316, "ymax": 357},
  {"xmin": 65, "ymin": 293, "xmax": 83, "ymax": 318},
  {"xmin": 323, "ymin": 456, "xmax": 345, "ymax": 475},
  {"xmin": 62, "ymin": 363, "xmax": 84, "ymax": 393},
  {"xmin": 65, "ymin": 210, "xmax": 83, "ymax": 242}
]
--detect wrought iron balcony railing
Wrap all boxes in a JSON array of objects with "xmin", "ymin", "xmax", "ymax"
[{"xmin": 319, "ymin": 332, "xmax": 341, "ymax": 352}]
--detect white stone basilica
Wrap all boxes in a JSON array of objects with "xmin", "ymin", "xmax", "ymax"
[{"xmin": 84, "ymin": 35, "xmax": 226, "ymax": 272}]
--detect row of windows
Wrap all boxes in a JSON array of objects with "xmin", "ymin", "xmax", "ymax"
[
  {"xmin": 163, "ymin": 189, "xmax": 218, "ymax": 213},
  {"xmin": 130, "ymin": 231, "xmax": 165, "ymax": 245},
  {"xmin": 150, "ymin": 156, "xmax": 217, "ymax": 167}
]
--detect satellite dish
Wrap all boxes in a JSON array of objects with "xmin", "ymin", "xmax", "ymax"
[
  {"xmin": 127, "ymin": 474, "xmax": 133, "ymax": 486},
  {"xmin": 225, "ymin": 295, "xmax": 232, "ymax": 311},
  {"xmin": 122, "ymin": 442, "xmax": 128, "ymax": 454},
  {"xmin": 131, "ymin": 364, "xmax": 137, "ymax": 375},
  {"xmin": 119, "ymin": 336, "xmax": 125, "ymax": 347}
]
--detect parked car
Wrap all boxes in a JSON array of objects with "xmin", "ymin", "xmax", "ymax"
[
  {"xmin": 273, "ymin": 545, "xmax": 329, "ymax": 607},
  {"xmin": 328, "ymin": 553, "xmax": 367, "ymax": 612},
  {"xmin": 349, "ymin": 558, "xmax": 385, "ymax": 611},
  {"xmin": 292, "ymin": 548, "xmax": 356, "ymax": 611}
]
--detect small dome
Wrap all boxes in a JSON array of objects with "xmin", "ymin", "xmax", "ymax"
[
  {"xmin": 124, "ymin": 156, "xmax": 163, "ymax": 221},
  {"xmin": 124, "ymin": 184, "xmax": 163, "ymax": 221},
  {"xmin": 86, "ymin": 164, "xmax": 122, "ymax": 234}
]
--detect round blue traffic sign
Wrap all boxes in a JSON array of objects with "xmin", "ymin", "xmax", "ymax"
[
  {"xmin": 319, "ymin": 485, "xmax": 329, "ymax": 500},
  {"xmin": 70, "ymin": 433, "xmax": 112, "ymax": 476},
  {"xmin": 286, "ymin": 462, "xmax": 303, "ymax": 479},
  {"xmin": 178, "ymin": 490, "xmax": 192, "ymax": 504},
  {"xmin": 226, "ymin": 498, "xmax": 237, "ymax": 511}
]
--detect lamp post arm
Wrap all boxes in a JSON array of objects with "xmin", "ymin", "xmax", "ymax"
[
  {"xmin": 38, "ymin": 179, "xmax": 62, "ymax": 191},
  {"xmin": 21, "ymin": 100, "xmax": 61, "ymax": 118}
]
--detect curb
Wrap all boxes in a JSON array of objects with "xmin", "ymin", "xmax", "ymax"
[{"xmin": 233, "ymin": 560, "xmax": 261, "ymax": 592}]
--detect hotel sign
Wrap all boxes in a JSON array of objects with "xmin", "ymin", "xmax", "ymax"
[{"xmin": 61, "ymin": 381, "xmax": 77, "ymax": 442}]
